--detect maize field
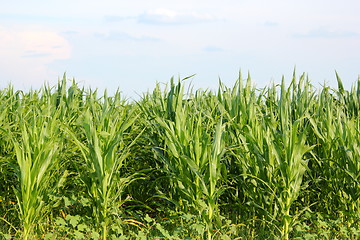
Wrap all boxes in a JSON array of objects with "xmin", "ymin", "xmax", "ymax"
[{"xmin": 0, "ymin": 72, "xmax": 359, "ymax": 239}]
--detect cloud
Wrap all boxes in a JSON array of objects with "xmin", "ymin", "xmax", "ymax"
[
  {"xmin": 103, "ymin": 15, "xmax": 135, "ymax": 22},
  {"xmin": 264, "ymin": 21, "xmax": 278, "ymax": 27},
  {"xmin": 0, "ymin": 13, "xmax": 82, "ymax": 24},
  {"xmin": 203, "ymin": 46, "xmax": 223, "ymax": 52},
  {"xmin": 94, "ymin": 31, "xmax": 159, "ymax": 42},
  {"xmin": 103, "ymin": 9, "xmax": 216, "ymax": 25},
  {"xmin": 138, "ymin": 8, "xmax": 215, "ymax": 25},
  {"xmin": 0, "ymin": 27, "xmax": 71, "ymax": 87},
  {"xmin": 294, "ymin": 28, "xmax": 359, "ymax": 38},
  {"xmin": 17, "ymin": 31, "xmax": 71, "ymax": 59},
  {"xmin": 61, "ymin": 30, "xmax": 78, "ymax": 35},
  {"xmin": 22, "ymin": 52, "xmax": 52, "ymax": 58},
  {"xmin": 0, "ymin": 29, "xmax": 71, "ymax": 59}
]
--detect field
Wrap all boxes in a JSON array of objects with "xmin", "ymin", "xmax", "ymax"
[{"xmin": 0, "ymin": 72, "xmax": 359, "ymax": 239}]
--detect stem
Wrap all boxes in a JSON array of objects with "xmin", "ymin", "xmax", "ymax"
[
  {"xmin": 103, "ymin": 224, "xmax": 107, "ymax": 240},
  {"xmin": 282, "ymin": 195, "xmax": 291, "ymax": 240},
  {"xmin": 207, "ymin": 228, "xmax": 212, "ymax": 240}
]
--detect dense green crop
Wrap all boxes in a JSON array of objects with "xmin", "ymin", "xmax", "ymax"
[{"xmin": 0, "ymin": 72, "xmax": 359, "ymax": 239}]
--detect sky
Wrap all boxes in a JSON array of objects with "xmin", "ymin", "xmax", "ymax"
[{"xmin": 0, "ymin": 0, "xmax": 359, "ymax": 99}]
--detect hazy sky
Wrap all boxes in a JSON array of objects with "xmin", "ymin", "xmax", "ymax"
[{"xmin": 1, "ymin": 0, "xmax": 359, "ymax": 98}]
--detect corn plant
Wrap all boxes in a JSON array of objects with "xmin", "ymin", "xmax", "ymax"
[
  {"xmin": 334, "ymin": 118, "xmax": 360, "ymax": 220},
  {"xmin": 0, "ymin": 86, "xmax": 20, "ymax": 235},
  {"xmin": 218, "ymin": 74, "xmax": 315, "ymax": 239},
  {"xmin": 141, "ymin": 79, "xmax": 227, "ymax": 240},
  {"xmin": 9, "ymin": 99, "xmax": 62, "ymax": 239},
  {"xmin": 64, "ymin": 90, "xmax": 139, "ymax": 240}
]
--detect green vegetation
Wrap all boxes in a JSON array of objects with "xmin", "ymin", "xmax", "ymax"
[{"xmin": 0, "ymin": 72, "xmax": 359, "ymax": 239}]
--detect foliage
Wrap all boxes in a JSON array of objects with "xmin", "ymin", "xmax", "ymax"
[{"xmin": 0, "ymin": 72, "xmax": 359, "ymax": 239}]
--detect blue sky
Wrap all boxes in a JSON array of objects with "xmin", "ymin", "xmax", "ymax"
[{"xmin": 1, "ymin": 0, "xmax": 359, "ymax": 98}]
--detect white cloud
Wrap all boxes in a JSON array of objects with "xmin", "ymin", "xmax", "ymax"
[
  {"xmin": 94, "ymin": 31, "xmax": 159, "ymax": 42},
  {"xmin": 0, "ymin": 27, "xmax": 71, "ymax": 60},
  {"xmin": 138, "ymin": 8, "xmax": 215, "ymax": 25},
  {"xmin": 294, "ymin": 27, "xmax": 359, "ymax": 38},
  {"xmin": 264, "ymin": 21, "xmax": 279, "ymax": 27},
  {"xmin": 203, "ymin": 46, "xmax": 223, "ymax": 52},
  {"xmin": 103, "ymin": 15, "xmax": 135, "ymax": 22},
  {"xmin": 0, "ymin": 26, "xmax": 71, "ymax": 88}
]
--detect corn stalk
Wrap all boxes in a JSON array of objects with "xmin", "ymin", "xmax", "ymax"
[{"xmin": 65, "ymin": 90, "xmax": 138, "ymax": 240}]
